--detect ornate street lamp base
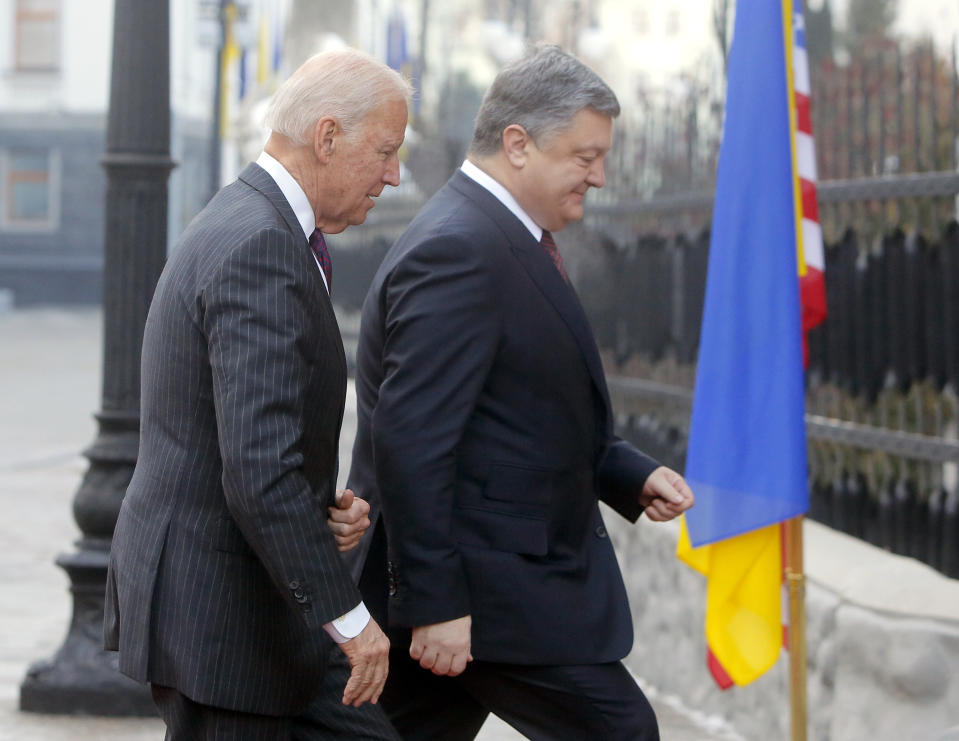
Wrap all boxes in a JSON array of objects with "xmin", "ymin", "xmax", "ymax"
[{"xmin": 19, "ymin": 548, "xmax": 155, "ymax": 716}]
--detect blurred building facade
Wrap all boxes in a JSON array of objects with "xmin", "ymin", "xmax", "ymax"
[
  {"xmin": 359, "ymin": 0, "xmax": 715, "ymax": 123},
  {"xmin": 328, "ymin": 0, "xmax": 720, "ymax": 202},
  {"xmin": 0, "ymin": 0, "xmax": 217, "ymax": 305},
  {"xmin": 3, "ymin": 1, "xmax": 955, "ymax": 306},
  {"xmin": 0, "ymin": 0, "xmax": 725, "ymax": 305}
]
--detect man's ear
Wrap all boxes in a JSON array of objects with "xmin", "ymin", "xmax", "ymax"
[
  {"xmin": 313, "ymin": 116, "xmax": 338, "ymax": 162},
  {"xmin": 502, "ymin": 124, "xmax": 530, "ymax": 168}
]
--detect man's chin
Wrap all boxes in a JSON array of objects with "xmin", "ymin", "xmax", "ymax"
[
  {"xmin": 349, "ymin": 200, "xmax": 377, "ymax": 225},
  {"xmin": 553, "ymin": 208, "xmax": 584, "ymax": 231},
  {"xmin": 347, "ymin": 213, "xmax": 371, "ymax": 228}
]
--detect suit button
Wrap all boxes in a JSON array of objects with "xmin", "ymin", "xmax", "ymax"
[
  {"xmin": 289, "ymin": 580, "xmax": 301, "ymax": 590},
  {"xmin": 293, "ymin": 589, "xmax": 305, "ymax": 599},
  {"xmin": 595, "ymin": 526, "xmax": 607, "ymax": 538},
  {"xmin": 295, "ymin": 593, "xmax": 309, "ymax": 604}
]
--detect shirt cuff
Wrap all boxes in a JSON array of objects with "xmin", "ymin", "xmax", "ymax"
[{"xmin": 323, "ymin": 601, "xmax": 371, "ymax": 643}]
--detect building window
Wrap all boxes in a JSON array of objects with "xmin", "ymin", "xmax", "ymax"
[
  {"xmin": 14, "ymin": 0, "xmax": 61, "ymax": 72},
  {"xmin": 2, "ymin": 148, "xmax": 60, "ymax": 231}
]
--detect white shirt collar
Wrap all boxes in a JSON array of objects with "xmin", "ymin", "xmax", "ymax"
[
  {"xmin": 255, "ymin": 151, "xmax": 329, "ymax": 294},
  {"xmin": 460, "ymin": 159, "xmax": 542, "ymax": 242}
]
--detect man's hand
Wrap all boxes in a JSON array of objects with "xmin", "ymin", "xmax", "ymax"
[
  {"xmin": 327, "ymin": 489, "xmax": 371, "ymax": 552},
  {"xmin": 337, "ymin": 617, "xmax": 390, "ymax": 706},
  {"xmin": 639, "ymin": 466, "xmax": 695, "ymax": 521},
  {"xmin": 410, "ymin": 615, "xmax": 473, "ymax": 677}
]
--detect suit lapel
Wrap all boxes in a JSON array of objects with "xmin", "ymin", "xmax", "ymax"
[
  {"xmin": 238, "ymin": 162, "xmax": 338, "ymax": 313},
  {"xmin": 510, "ymin": 230, "xmax": 611, "ymax": 404},
  {"xmin": 449, "ymin": 172, "xmax": 612, "ymax": 408},
  {"xmin": 237, "ymin": 163, "xmax": 346, "ymax": 393}
]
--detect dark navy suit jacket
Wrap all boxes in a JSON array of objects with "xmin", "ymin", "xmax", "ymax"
[
  {"xmin": 105, "ymin": 163, "xmax": 359, "ymax": 714},
  {"xmin": 347, "ymin": 170, "xmax": 659, "ymax": 665}
]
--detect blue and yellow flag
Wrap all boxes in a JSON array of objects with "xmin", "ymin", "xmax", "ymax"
[{"xmin": 677, "ymin": 0, "xmax": 825, "ymax": 688}]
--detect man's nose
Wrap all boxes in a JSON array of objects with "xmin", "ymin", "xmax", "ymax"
[
  {"xmin": 384, "ymin": 155, "xmax": 401, "ymax": 187},
  {"xmin": 586, "ymin": 158, "xmax": 606, "ymax": 188}
]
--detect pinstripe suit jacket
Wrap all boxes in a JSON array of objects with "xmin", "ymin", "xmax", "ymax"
[{"xmin": 104, "ymin": 163, "xmax": 360, "ymax": 715}]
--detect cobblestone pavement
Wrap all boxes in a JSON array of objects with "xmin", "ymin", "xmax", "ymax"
[{"xmin": 0, "ymin": 308, "xmax": 741, "ymax": 741}]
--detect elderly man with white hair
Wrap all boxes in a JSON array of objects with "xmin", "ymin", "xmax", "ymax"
[{"xmin": 104, "ymin": 48, "xmax": 409, "ymax": 740}]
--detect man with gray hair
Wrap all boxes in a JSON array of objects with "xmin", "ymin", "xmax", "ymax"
[
  {"xmin": 347, "ymin": 44, "xmax": 694, "ymax": 739},
  {"xmin": 105, "ymin": 48, "xmax": 408, "ymax": 739}
]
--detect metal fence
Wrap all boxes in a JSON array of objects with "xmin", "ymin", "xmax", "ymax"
[
  {"xmin": 813, "ymin": 40, "xmax": 959, "ymax": 241},
  {"xmin": 585, "ymin": 39, "xmax": 959, "ymax": 579},
  {"xmin": 590, "ymin": 222, "xmax": 959, "ymax": 579},
  {"xmin": 581, "ymin": 38, "xmax": 959, "ymax": 241}
]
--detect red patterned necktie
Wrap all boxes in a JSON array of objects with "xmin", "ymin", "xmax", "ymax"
[
  {"xmin": 540, "ymin": 230, "xmax": 568, "ymax": 283},
  {"xmin": 309, "ymin": 228, "xmax": 332, "ymax": 293}
]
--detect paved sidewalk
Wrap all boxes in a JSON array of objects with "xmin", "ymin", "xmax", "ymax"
[{"xmin": 0, "ymin": 308, "xmax": 741, "ymax": 741}]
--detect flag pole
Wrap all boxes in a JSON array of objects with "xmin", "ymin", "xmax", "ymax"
[{"xmin": 785, "ymin": 515, "xmax": 807, "ymax": 741}]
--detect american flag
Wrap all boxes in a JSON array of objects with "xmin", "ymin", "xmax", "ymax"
[{"xmin": 790, "ymin": 0, "xmax": 827, "ymax": 357}]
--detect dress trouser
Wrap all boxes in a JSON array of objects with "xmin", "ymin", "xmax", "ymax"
[
  {"xmin": 151, "ymin": 648, "xmax": 400, "ymax": 741},
  {"xmin": 381, "ymin": 637, "xmax": 659, "ymax": 741},
  {"xmin": 359, "ymin": 526, "xmax": 658, "ymax": 741}
]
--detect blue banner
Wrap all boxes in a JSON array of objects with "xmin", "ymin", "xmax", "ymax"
[{"xmin": 684, "ymin": 0, "xmax": 809, "ymax": 546}]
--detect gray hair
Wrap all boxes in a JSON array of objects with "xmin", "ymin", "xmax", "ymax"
[
  {"xmin": 469, "ymin": 44, "xmax": 620, "ymax": 157},
  {"xmin": 265, "ymin": 48, "xmax": 412, "ymax": 146}
]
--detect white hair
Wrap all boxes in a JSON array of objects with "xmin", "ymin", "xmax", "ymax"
[{"xmin": 265, "ymin": 48, "xmax": 412, "ymax": 145}]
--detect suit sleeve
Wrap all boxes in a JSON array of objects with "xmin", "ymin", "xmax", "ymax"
[
  {"xmin": 596, "ymin": 436, "xmax": 661, "ymax": 523},
  {"xmin": 202, "ymin": 229, "xmax": 361, "ymax": 629},
  {"xmin": 371, "ymin": 235, "xmax": 501, "ymax": 628}
]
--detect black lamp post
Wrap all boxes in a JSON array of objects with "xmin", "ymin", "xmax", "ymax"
[{"xmin": 20, "ymin": 0, "xmax": 173, "ymax": 715}]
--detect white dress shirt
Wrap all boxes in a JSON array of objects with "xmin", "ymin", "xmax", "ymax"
[
  {"xmin": 254, "ymin": 152, "xmax": 367, "ymax": 642},
  {"xmin": 460, "ymin": 159, "xmax": 543, "ymax": 242}
]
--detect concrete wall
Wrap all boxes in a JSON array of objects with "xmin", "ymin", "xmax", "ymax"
[{"xmin": 610, "ymin": 512, "xmax": 959, "ymax": 740}]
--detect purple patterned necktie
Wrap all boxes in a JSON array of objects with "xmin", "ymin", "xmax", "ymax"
[
  {"xmin": 309, "ymin": 228, "xmax": 332, "ymax": 293},
  {"xmin": 540, "ymin": 230, "xmax": 568, "ymax": 283}
]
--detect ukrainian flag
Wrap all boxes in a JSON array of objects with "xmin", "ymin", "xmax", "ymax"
[{"xmin": 677, "ymin": 0, "xmax": 825, "ymax": 688}]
